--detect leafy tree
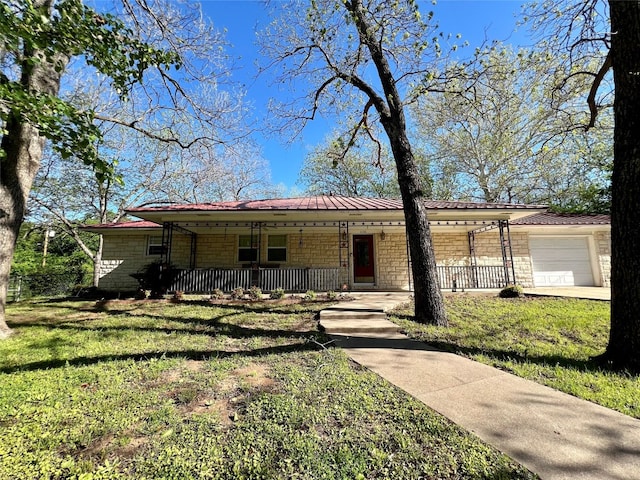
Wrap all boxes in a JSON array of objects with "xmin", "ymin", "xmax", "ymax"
[
  {"xmin": 0, "ymin": 0, "xmax": 245, "ymax": 337},
  {"xmin": 525, "ymin": 1, "xmax": 640, "ymax": 371},
  {"xmin": 10, "ymin": 221, "xmax": 95, "ymax": 297},
  {"xmin": 261, "ymin": 0, "xmax": 475, "ymax": 325},
  {"xmin": 299, "ymin": 139, "xmax": 401, "ymax": 198},
  {"xmin": 413, "ymin": 46, "xmax": 612, "ymax": 207}
]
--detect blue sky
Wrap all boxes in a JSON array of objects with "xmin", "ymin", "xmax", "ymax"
[{"xmin": 199, "ymin": 0, "xmax": 529, "ymax": 194}]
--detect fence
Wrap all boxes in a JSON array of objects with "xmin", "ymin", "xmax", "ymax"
[
  {"xmin": 8, "ymin": 275, "xmax": 22, "ymax": 302},
  {"xmin": 7, "ymin": 272, "xmax": 84, "ymax": 300},
  {"xmin": 436, "ymin": 265, "xmax": 507, "ymax": 290},
  {"xmin": 170, "ymin": 268, "xmax": 340, "ymax": 293}
]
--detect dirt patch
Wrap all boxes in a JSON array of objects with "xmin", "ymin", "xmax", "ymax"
[
  {"xmin": 233, "ymin": 363, "xmax": 276, "ymax": 390},
  {"xmin": 182, "ymin": 362, "xmax": 278, "ymax": 426}
]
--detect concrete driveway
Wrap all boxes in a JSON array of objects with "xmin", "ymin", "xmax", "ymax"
[{"xmin": 523, "ymin": 287, "xmax": 611, "ymax": 301}]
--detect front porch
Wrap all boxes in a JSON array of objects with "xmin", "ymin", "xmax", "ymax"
[
  {"xmin": 91, "ymin": 197, "xmax": 546, "ymax": 293},
  {"xmin": 165, "ymin": 265, "xmax": 510, "ymax": 293},
  {"xmin": 155, "ymin": 218, "xmax": 517, "ymax": 293},
  {"xmin": 169, "ymin": 267, "xmax": 341, "ymax": 293}
]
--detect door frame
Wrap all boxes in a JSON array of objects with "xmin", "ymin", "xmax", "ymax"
[{"xmin": 352, "ymin": 234, "xmax": 376, "ymax": 285}]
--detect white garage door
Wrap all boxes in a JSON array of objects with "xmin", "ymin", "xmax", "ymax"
[{"xmin": 529, "ymin": 237, "xmax": 595, "ymax": 287}]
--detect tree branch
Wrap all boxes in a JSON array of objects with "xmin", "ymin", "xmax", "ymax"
[
  {"xmin": 586, "ymin": 52, "xmax": 612, "ymax": 130},
  {"xmin": 92, "ymin": 113, "xmax": 218, "ymax": 148}
]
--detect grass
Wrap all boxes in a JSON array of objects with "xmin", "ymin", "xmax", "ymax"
[
  {"xmin": 0, "ymin": 298, "xmax": 535, "ymax": 479},
  {"xmin": 391, "ymin": 294, "xmax": 640, "ymax": 419}
]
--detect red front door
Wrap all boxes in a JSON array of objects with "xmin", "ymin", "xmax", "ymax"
[{"xmin": 353, "ymin": 235, "xmax": 375, "ymax": 283}]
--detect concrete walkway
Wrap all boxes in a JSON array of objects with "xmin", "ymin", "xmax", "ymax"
[{"xmin": 320, "ymin": 292, "xmax": 640, "ymax": 480}]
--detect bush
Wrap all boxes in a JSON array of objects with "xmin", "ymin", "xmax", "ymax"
[
  {"xmin": 171, "ymin": 290, "xmax": 184, "ymax": 302},
  {"xmin": 304, "ymin": 290, "xmax": 317, "ymax": 301},
  {"xmin": 210, "ymin": 288, "xmax": 224, "ymax": 300},
  {"xmin": 131, "ymin": 261, "xmax": 175, "ymax": 299},
  {"xmin": 230, "ymin": 287, "xmax": 245, "ymax": 300},
  {"xmin": 499, "ymin": 284, "xmax": 524, "ymax": 298},
  {"xmin": 248, "ymin": 285, "xmax": 263, "ymax": 300},
  {"xmin": 270, "ymin": 287, "xmax": 286, "ymax": 299},
  {"xmin": 325, "ymin": 290, "xmax": 338, "ymax": 301}
]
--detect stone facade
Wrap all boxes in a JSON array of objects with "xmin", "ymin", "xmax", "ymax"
[
  {"xmin": 96, "ymin": 227, "xmax": 611, "ymax": 291},
  {"xmin": 98, "ymin": 234, "xmax": 150, "ymax": 290},
  {"xmin": 376, "ymin": 232, "xmax": 410, "ymax": 290}
]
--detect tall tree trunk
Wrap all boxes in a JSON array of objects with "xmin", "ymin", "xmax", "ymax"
[
  {"xmin": 0, "ymin": 0, "xmax": 67, "ymax": 337},
  {"xmin": 93, "ymin": 235, "xmax": 104, "ymax": 288},
  {"xmin": 386, "ymin": 123, "xmax": 448, "ymax": 326},
  {"xmin": 604, "ymin": 1, "xmax": 640, "ymax": 371},
  {"xmin": 345, "ymin": 0, "xmax": 447, "ymax": 326}
]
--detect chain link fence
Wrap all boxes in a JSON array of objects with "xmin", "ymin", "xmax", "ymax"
[{"xmin": 8, "ymin": 272, "xmax": 87, "ymax": 302}]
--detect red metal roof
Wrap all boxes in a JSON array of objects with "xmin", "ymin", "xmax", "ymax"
[
  {"xmin": 84, "ymin": 220, "xmax": 161, "ymax": 230},
  {"xmin": 126, "ymin": 195, "xmax": 547, "ymax": 213},
  {"xmin": 512, "ymin": 212, "xmax": 610, "ymax": 226}
]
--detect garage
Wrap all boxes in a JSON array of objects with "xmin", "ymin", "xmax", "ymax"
[{"xmin": 529, "ymin": 237, "xmax": 595, "ymax": 287}]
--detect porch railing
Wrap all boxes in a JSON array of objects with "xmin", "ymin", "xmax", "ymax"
[
  {"xmin": 170, "ymin": 268, "xmax": 340, "ymax": 293},
  {"xmin": 436, "ymin": 265, "xmax": 507, "ymax": 290}
]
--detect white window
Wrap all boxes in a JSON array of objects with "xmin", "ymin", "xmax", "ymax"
[
  {"xmin": 147, "ymin": 236, "xmax": 164, "ymax": 256},
  {"xmin": 238, "ymin": 235, "xmax": 258, "ymax": 262},
  {"xmin": 267, "ymin": 235, "xmax": 287, "ymax": 262}
]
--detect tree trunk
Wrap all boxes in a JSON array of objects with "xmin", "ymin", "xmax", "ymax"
[
  {"xmin": 604, "ymin": 1, "xmax": 640, "ymax": 372},
  {"xmin": 387, "ymin": 126, "xmax": 448, "ymax": 326},
  {"xmin": 344, "ymin": 0, "xmax": 447, "ymax": 326},
  {"xmin": 0, "ymin": 0, "xmax": 67, "ymax": 337},
  {"xmin": 0, "ymin": 118, "xmax": 48, "ymax": 338},
  {"xmin": 93, "ymin": 235, "xmax": 104, "ymax": 288}
]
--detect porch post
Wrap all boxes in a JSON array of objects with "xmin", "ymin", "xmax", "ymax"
[
  {"xmin": 406, "ymin": 235, "xmax": 413, "ymax": 292},
  {"xmin": 338, "ymin": 221, "xmax": 350, "ymax": 290},
  {"xmin": 161, "ymin": 222, "xmax": 173, "ymax": 266},
  {"xmin": 498, "ymin": 220, "xmax": 517, "ymax": 285},
  {"xmin": 468, "ymin": 231, "xmax": 478, "ymax": 288}
]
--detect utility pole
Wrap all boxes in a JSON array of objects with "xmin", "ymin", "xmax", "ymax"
[{"xmin": 42, "ymin": 228, "xmax": 55, "ymax": 267}]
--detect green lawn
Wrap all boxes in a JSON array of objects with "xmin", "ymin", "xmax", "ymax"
[
  {"xmin": 391, "ymin": 294, "xmax": 640, "ymax": 419},
  {"xmin": 0, "ymin": 298, "xmax": 534, "ymax": 480}
]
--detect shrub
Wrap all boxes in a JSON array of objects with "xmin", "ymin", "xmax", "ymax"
[
  {"xmin": 270, "ymin": 287, "xmax": 286, "ymax": 299},
  {"xmin": 230, "ymin": 287, "xmax": 245, "ymax": 300},
  {"xmin": 304, "ymin": 290, "xmax": 317, "ymax": 301},
  {"xmin": 325, "ymin": 290, "xmax": 338, "ymax": 301},
  {"xmin": 210, "ymin": 288, "xmax": 224, "ymax": 300},
  {"xmin": 132, "ymin": 261, "xmax": 175, "ymax": 299},
  {"xmin": 248, "ymin": 285, "xmax": 263, "ymax": 300},
  {"xmin": 499, "ymin": 284, "xmax": 524, "ymax": 298},
  {"xmin": 135, "ymin": 288, "xmax": 147, "ymax": 300},
  {"xmin": 171, "ymin": 290, "xmax": 184, "ymax": 302}
]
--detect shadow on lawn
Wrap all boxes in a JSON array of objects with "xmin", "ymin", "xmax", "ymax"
[
  {"xmin": 390, "ymin": 312, "xmax": 608, "ymax": 374},
  {"xmin": 3, "ymin": 299, "xmax": 332, "ymax": 374},
  {"xmin": 0, "ymin": 342, "xmax": 323, "ymax": 375}
]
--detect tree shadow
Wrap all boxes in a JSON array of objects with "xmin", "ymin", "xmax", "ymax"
[
  {"xmin": 422, "ymin": 339, "xmax": 602, "ymax": 373},
  {"xmin": 0, "ymin": 342, "xmax": 324, "ymax": 375},
  {"xmin": 3, "ymin": 298, "xmax": 338, "ymax": 375},
  {"xmin": 387, "ymin": 312, "xmax": 621, "ymax": 375}
]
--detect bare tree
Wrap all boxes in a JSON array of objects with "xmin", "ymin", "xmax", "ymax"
[
  {"xmin": 261, "ymin": 0, "xmax": 474, "ymax": 325},
  {"xmin": 0, "ymin": 0, "xmax": 250, "ymax": 337}
]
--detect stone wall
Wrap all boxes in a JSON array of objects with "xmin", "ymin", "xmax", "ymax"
[
  {"xmin": 98, "ymin": 234, "xmax": 150, "ymax": 290},
  {"xmin": 376, "ymin": 233, "xmax": 410, "ymax": 289},
  {"xmin": 96, "ymin": 227, "xmax": 610, "ymax": 291}
]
